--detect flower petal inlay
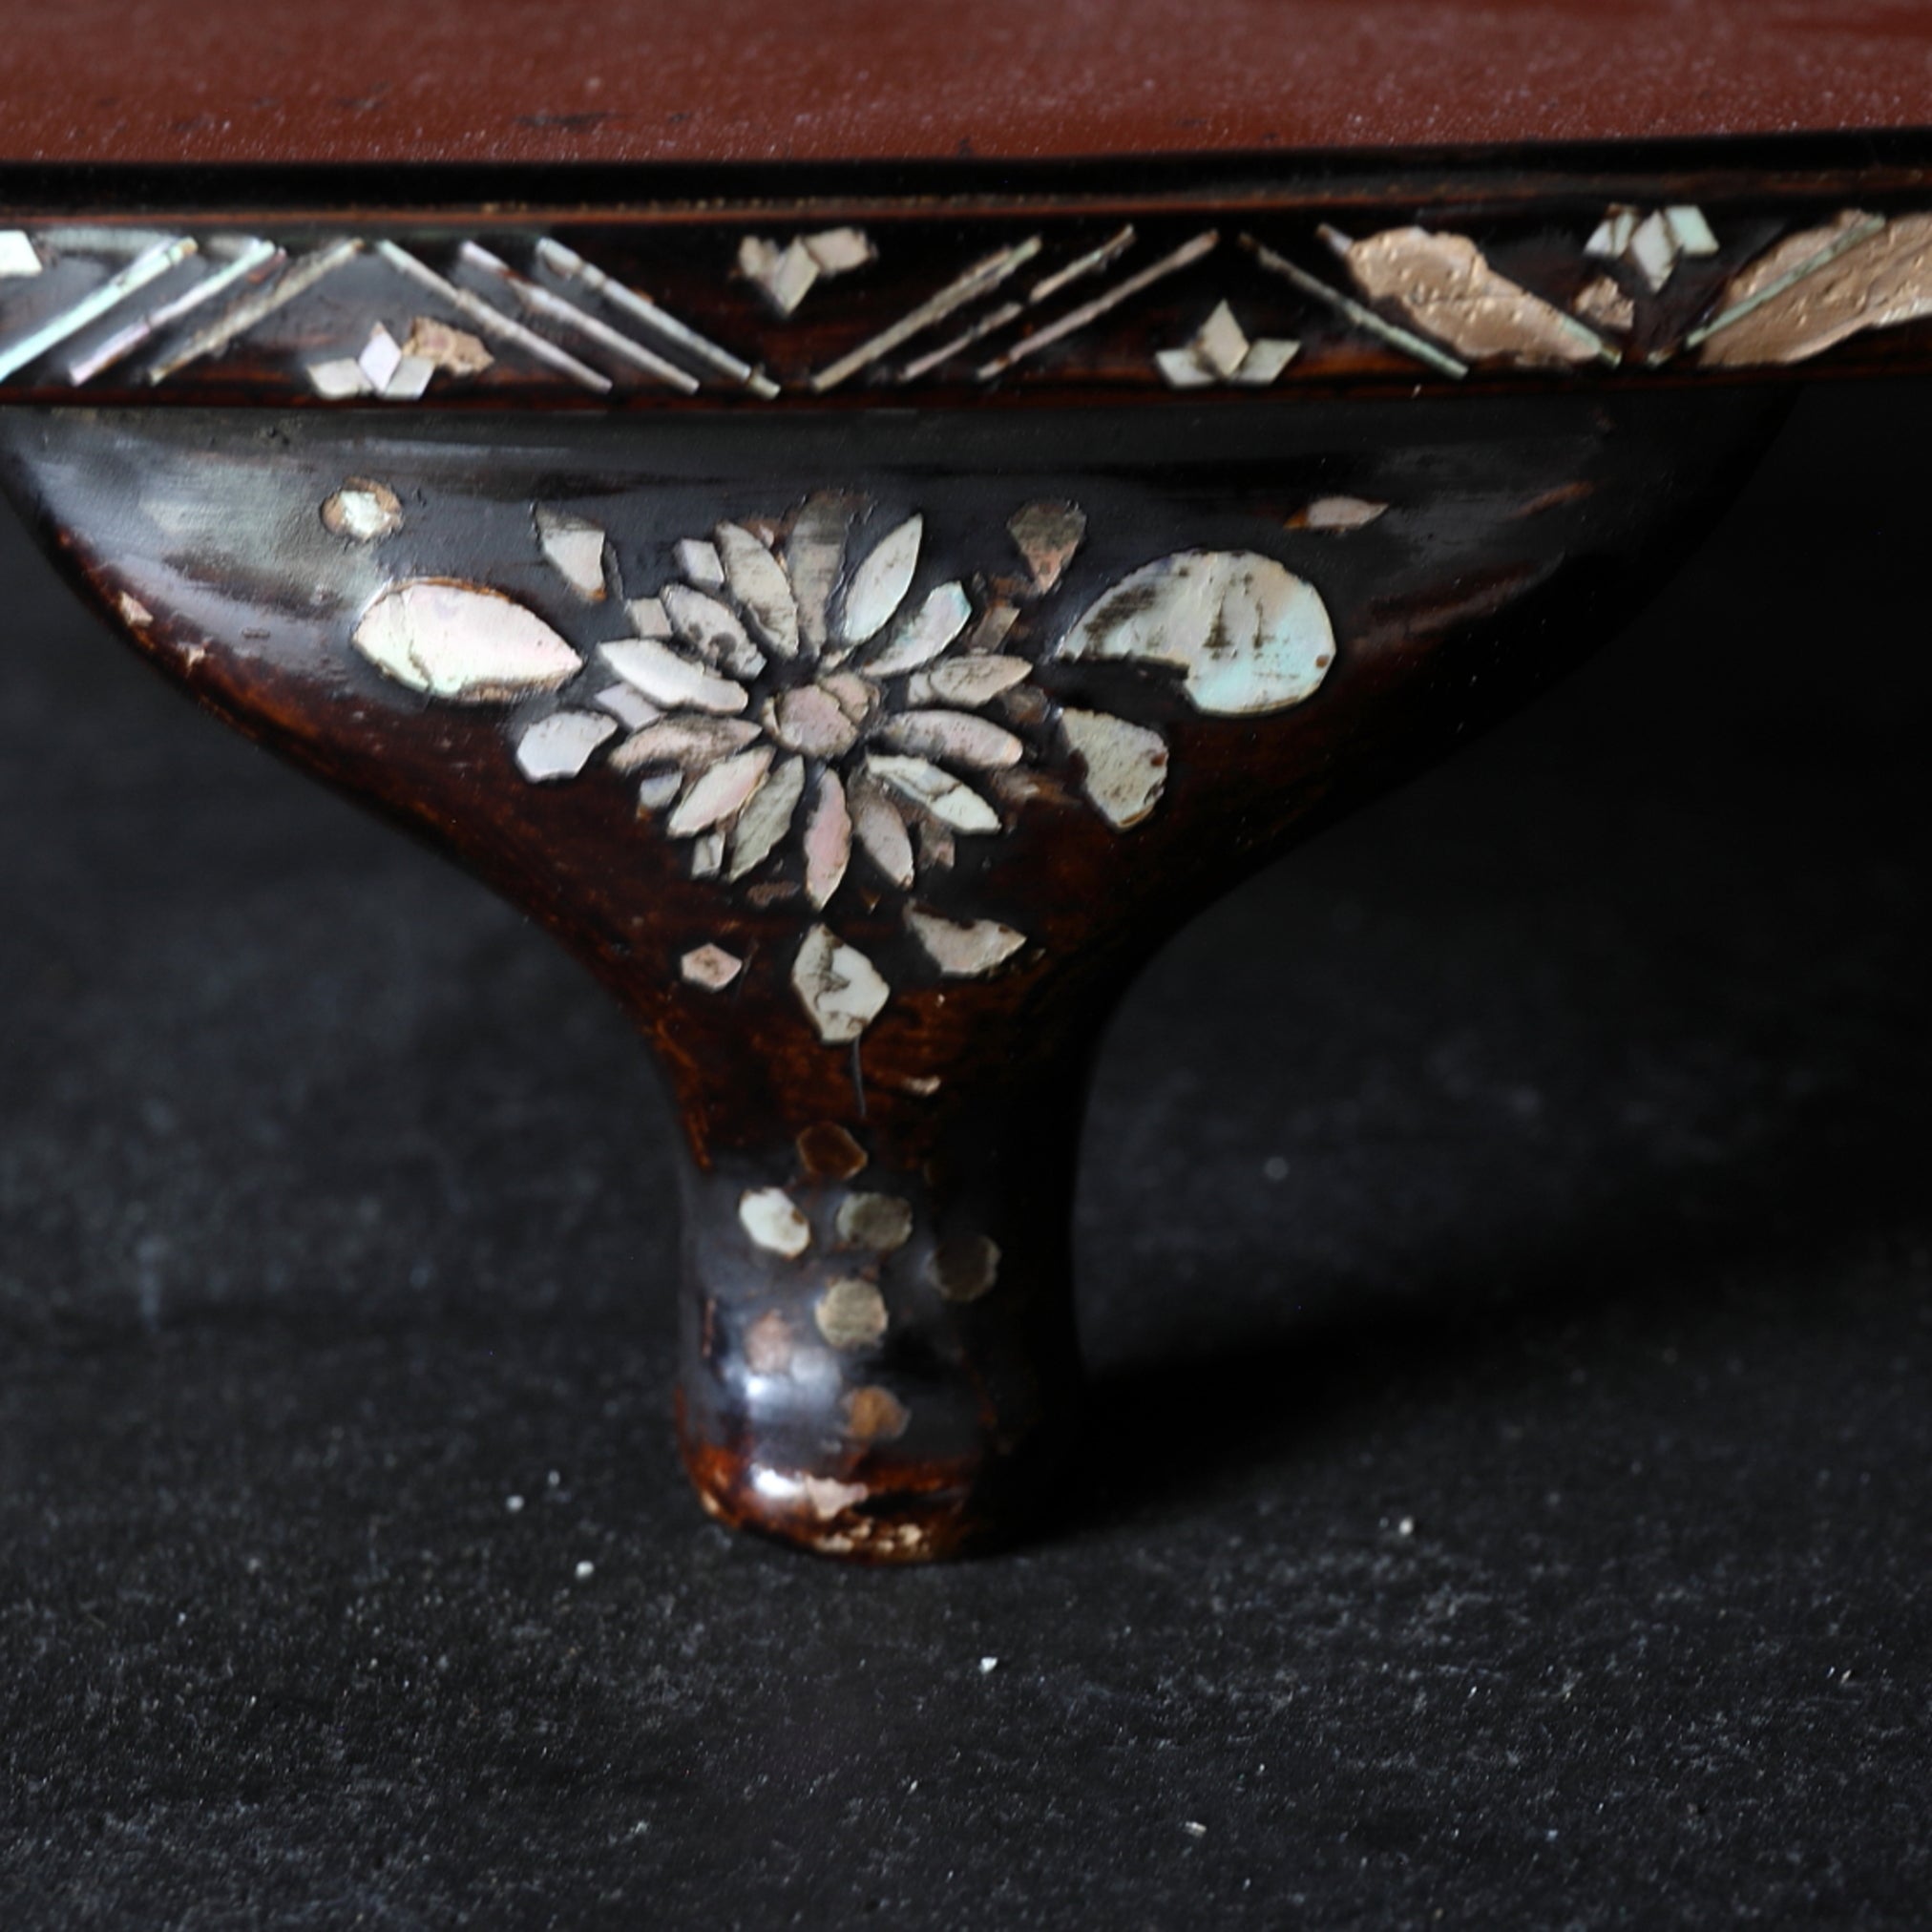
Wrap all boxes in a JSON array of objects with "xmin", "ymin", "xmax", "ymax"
[
  {"xmin": 849, "ymin": 773, "xmax": 916, "ymax": 888},
  {"xmin": 786, "ymin": 492, "xmax": 859, "ymax": 652},
  {"xmin": 665, "ymin": 746, "xmax": 775, "ymax": 838},
  {"xmin": 662, "ymin": 583, "xmax": 766, "ymax": 680},
  {"xmin": 353, "ymin": 579, "xmax": 583, "ymax": 703},
  {"xmin": 608, "ymin": 714, "xmax": 763, "ymax": 772},
  {"xmin": 715, "ymin": 521, "xmax": 800, "ymax": 657},
  {"xmin": 865, "ymin": 580, "xmax": 973, "ymax": 677},
  {"xmin": 866, "ymin": 754, "xmax": 1001, "ymax": 833},
  {"xmin": 599, "ymin": 639, "xmax": 749, "ymax": 715},
  {"xmin": 838, "ymin": 514, "xmax": 922, "ymax": 645},
  {"xmin": 803, "ymin": 769, "xmax": 852, "ymax": 908},
  {"xmin": 875, "ymin": 708, "xmax": 1024, "ymax": 770},
  {"xmin": 514, "ymin": 708, "xmax": 617, "ymax": 782},
  {"xmin": 1060, "ymin": 551, "xmax": 1335, "ymax": 717},
  {"xmin": 908, "ymin": 655, "xmax": 1032, "ymax": 708},
  {"xmin": 727, "ymin": 753, "xmax": 806, "ymax": 879}
]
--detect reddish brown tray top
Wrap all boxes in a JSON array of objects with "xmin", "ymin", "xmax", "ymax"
[{"xmin": 2, "ymin": 0, "xmax": 1932, "ymax": 170}]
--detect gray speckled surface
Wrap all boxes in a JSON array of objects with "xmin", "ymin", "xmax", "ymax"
[{"xmin": 2, "ymin": 387, "xmax": 1928, "ymax": 1928}]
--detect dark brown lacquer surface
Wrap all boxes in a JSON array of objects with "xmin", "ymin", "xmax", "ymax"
[
  {"xmin": 2, "ymin": 0, "xmax": 1932, "ymax": 167},
  {"xmin": 7, "ymin": 134, "xmax": 1932, "ymax": 1556},
  {"xmin": 0, "ymin": 391, "xmax": 1783, "ymax": 1556}
]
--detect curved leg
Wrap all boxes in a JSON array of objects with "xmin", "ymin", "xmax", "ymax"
[{"xmin": 0, "ymin": 388, "xmax": 1784, "ymax": 1557}]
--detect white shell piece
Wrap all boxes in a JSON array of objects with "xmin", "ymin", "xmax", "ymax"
[
  {"xmin": 1292, "ymin": 495, "xmax": 1388, "ymax": 532},
  {"xmin": 535, "ymin": 506, "xmax": 608, "ymax": 601},
  {"xmin": 874, "ymin": 708, "xmax": 1023, "ymax": 769},
  {"xmin": 1586, "ymin": 206, "xmax": 1640, "ymax": 260},
  {"xmin": 715, "ymin": 522, "xmax": 800, "ymax": 656},
  {"xmin": 595, "ymin": 682, "xmax": 662, "ymax": 730},
  {"xmin": 1028, "ymin": 222, "xmax": 1135, "ymax": 304},
  {"xmin": 662, "ymin": 582, "xmax": 766, "ymax": 679},
  {"xmin": 803, "ymin": 228, "xmax": 876, "ymax": 275},
  {"xmin": 636, "ymin": 770, "xmax": 683, "ymax": 811},
  {"xmin": 1665, "ymin": 205, "xmax": 1719, "ymax": 256},
  {"xmin": 820, "ymin": 671, "xmax": 877, "ymax": 725},
  {"xmin": 930, "ymin": 1233, "xmax": 1000, "ymax": 1303},
  {"xmin": 0, "ymin": 231, "xmax": 43, "ymax": 278},
  {"xmin": 1006, "ymin": 501, "xmax": 1087, "ymax": 592},
  {"xmin": 739, "ymin": 235, "xmax": 820, "ymax": 313},
  {"xmin": 599, "ymin": 639, "xmax": 749, "ymax": 714},
  {"xmin": 866, "ymin": 755, "xmax": 1000, "ymax": 832},
  {"xmin": 402, "ymin": 316, "xmax": 494, "ymax": 375},
  {"xmin": 1341, "ymin": 226, "xmax": 1613, "ymax": 368},
  {"xmin": 975, "ymin": 229, "xmax": 1215, "ymax": 380},
  {"xmin": 908, "ymin": 655, "xmax": 1032, "ymax": 708},
  {"xmin": 383, "ymin": 353, "xmax": 436, "ymax": 400},
  {"xmin": 665, "ymin": 747, "xmax": 775, "ymax": 838},
  {"xmin": 608, "ymin": 714, "xmax": 762, "ymax": 771},
  {"xmin": 835, "ymin": 1192, "xmax": 914, "ymax": 1253},
  {"xmin": 736, "ymin": 233, "xmax": 783, "ymax": 284},
  {"xmin": 904, "ymin": 905, "xmax": 1027, "ymax": 977},
  {"xmin": 815, "ymin": 1278, "xmax": 889, "ymax": 1350},
  {"xmin": 812, "ymin": 234, "xmax": 1044, "ymax": 393},
  {"xmin": 680, "ymin": 943, "xmax": 744, "ymax": 991},
  {"xmin": 626, "ymin": 596, "xmax": 673, "ymax": 639},
  {"xmin": 514, "ymin": 708, "xmax": 617, "ymax": 782},
  {"xmin": 321, "ymin": 480, "xmax": 403, "ymax": 542},
  {"xmin": 740, "ymin": 1186, "xmax": 810, "ymax": 1257},
  {"xmin": 1231, "ymin": 338, "xmax": 1300, "ymax": 385},
  {"xmin": 1629, "ymin": 211, "xmax": 1679, "ymax": 293},
  {"xmin": 865, "ymin": 580, "xmax": 973, "ymax": 676},
  {"xmin": 674, "ymin": 538, "xmax": 725, "ymax": 591},
  {"xmin": 786, "ymin": 493, "xmax": 856, "ymax": 651},
  {"xmin": 768, "ymin": 683, "xmax": 863, "ymax": 758},
  {"xmin": 769, "ymin": 240, "xmax": 820, "ymax": 312},
  {"xmin": 1193, "ymin": 300, "xmax": 1250, "ymax": 378},
  {"xmin": 803, "ymin": 770, "xmax": 852, "ymax": 908},
  {"xmin": 1156, "ymin": 346, "xmax": 1216, "ymax": 388},
  {"xmin": 1059, "ymin": 708, "xmax": 1169, "ymax": 828},
  {"xmin": 727, "ymin": 754, "xmax": 806, "ymax": 879},
  {"xmin": 689, "ymin": 830, "xmax": 725, "ymax": 877},
  {"xmin": 838, "ymin": 514, "xmax": 922, "ymax": 644},
  {"xmin": 1060, "ymin": 550, "xmax": 1335, "ymax": 717},
  {"xmin": 849, "ymin": 773, "xmax": 914, "ymax": 889},
  {"xmin": 358, "ymin": 323, "xmax": 404, "ymax": 392},
  {"xmin": 306, "ymin": 357, "xmax": 371, "ymax": 398},
  {"xmin": 353, "ymin": 580, "xmax": 582, "ymax": 703},
  {"xmin": 791, "ymin": 924, "xmax": 891, "ymax": 1045}
]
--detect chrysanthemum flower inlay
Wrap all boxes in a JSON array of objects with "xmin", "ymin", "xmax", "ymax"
[{"xmin": 347, "ymin": 488, "xmax": 1342, "ymax": 1044}]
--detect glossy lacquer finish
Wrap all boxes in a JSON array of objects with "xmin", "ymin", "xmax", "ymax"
[
  {"xmin": 4, "ymin": 0, "xmax": 1932, "ymax": 168},
  {"xmin": 0, "ymin": 389, "xmax": 1780, "ymax": 1555}
]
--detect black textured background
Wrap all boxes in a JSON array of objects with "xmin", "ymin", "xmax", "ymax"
[{"xmin": 2, "ymin": 388, "xmax": 1928, "ymax": 1928}]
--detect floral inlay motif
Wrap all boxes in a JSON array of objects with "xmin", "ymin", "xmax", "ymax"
[{"xmin": 345, "ymin": 492, "xmax": 1340, "ymax": 1043}]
